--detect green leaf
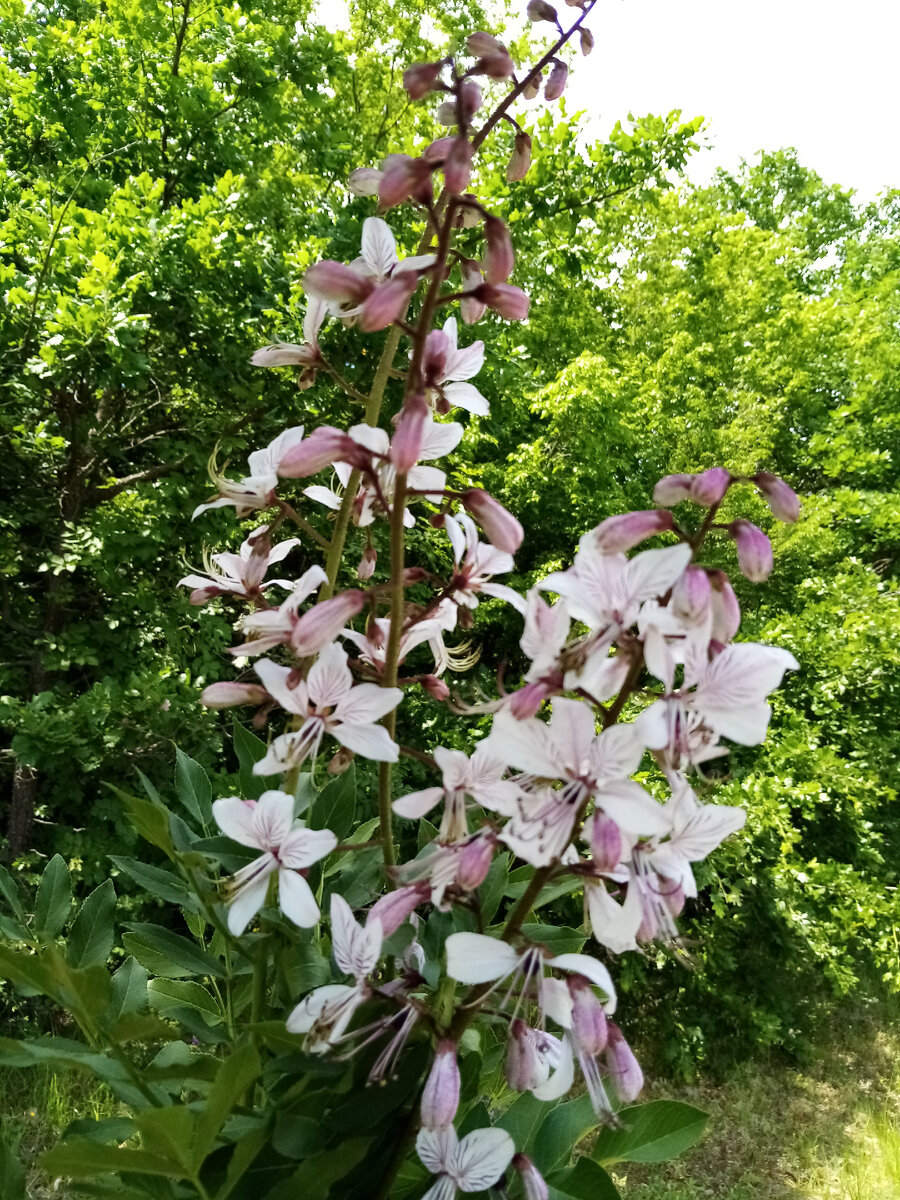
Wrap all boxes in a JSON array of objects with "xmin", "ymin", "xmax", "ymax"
[
  {"xmin": 62, "ymin": 1117, "xmax": 136, "ymax": 1145},
  {"xmin": 44, "ymin": 949, "xmax": 112, "ymax": 1022},
  {"xmin": 33, "ymin": 854, "xmax": 71, "ymax": 940},
  {"xmin": 0, "ymin": 944, "xmax": 56, "ymax": 995},
  {"xmin": 519, "ymin": 924, "xmax": 586, "ymax": 955},
  {"xmin": 497, "ymin": 1091, "xmax": 553, "ymax": 1154},
  {"xmin": 108, "ymin": 855, "xmax": 199, "ymax": 912},
  {"xmin": 0, "ymin": 1125, "xmax": 26, "ymax": 1200},
  {"xmin": 192, "ymin": 1044, "xmax": 261, "ymax": 1166},
  {"xmin": 147, "ymin": 978, "xmax": 223, "ymax": 1024},
  {"xmin": 105, "ymin": 956, "xmax": 149, "ymax": 1024},
  {"xmin": 219, "ymin": 1125, "xmax": 269, "ymax": 1198},
  {"xmin": 174, "ymin": 748, "xmax": 213, "ymax": 830},
  {"xmin": 478, "ymin": 852, "xmax": 509, "ymax": 924},
  {"xmin": 233, "ymin": 718, "xmax": 274, "ymax": 799},
  {"xmin": 271, "ymin": 1113, "xmax": 320, "ymax": 1160},
  {"xmin": 136, "ymin": 1106, "xmax": 196, "ymax": 1171},
  {"xmin": 534, "ymin": 1092, "xmax": 598, "ymax": 1174},
  {"xmin": 268, "ymin": 1138, "xmax": 372, "ymax": 1200},
  {"xmin": 548, "ymin": 1157, "xmax": 622, "ymax": 1200},
  {"xmin": 309, "ymin": 764, "xmax": 356, "ymax": 840},
  {"xmin": 112, "ymin": 788, "xmax": 175, "ymax": 856},
  {"xmin": 123, "ymin": 922, "xmax": 224, "ymax": 979},
  {"xmin": 0, "ymin": 867, "xmax": 26, "ymax": 923},
  {"xmin": 42, "ymin": 1139, "xmax": 177, "ymax": 1178},
  {"xmin": 592, "ymin": 1101, "xmax": 709, "ymax": 1165},
  {"xmin": 67, "ymin": 880, "xmax": 116, "ymax": 968}
]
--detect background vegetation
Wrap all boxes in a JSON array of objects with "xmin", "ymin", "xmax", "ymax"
[{"xmin": 1, "ymin": 0, "xmax": 897, "ymax": 1094}]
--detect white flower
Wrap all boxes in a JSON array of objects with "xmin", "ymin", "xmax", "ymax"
[
  {"xmin": 178, "ymin": 525, "xmax": 300, "ymax": 604},
  {"xmin": 230, "ymin": 565, "xmax": 329, "ymax": 656},
  {"xmin": 252, "ymin": 644, "xmax": 403, "ymax": 773},
  {"xmin": 342, "ymin": 601, "xmax": 457, "ymax": 677},
  {"xmin": 428, "ymin": 317, "xmax": 489, "ymax": 416},
  {"xmin": 393, "ymin": 744, "xmax": 521, "ymax": 842},
  {"xmin": 443, "ymin": 512, "xmax": 526, "ymax": 613},
  {"xmin": 192, "ymin": 428, "xmax": 306, "ymax": 519},
  {"xmin": 416, "ymin": 1125, "xmax": 516, "ymax": 1200},
  {"xmin": 212, "ymin": 790, "xmax": 336, "ymax": 935},
  {"xmin": 445, "ymin": 932, "xmax": 616, "ymax": 1009}
]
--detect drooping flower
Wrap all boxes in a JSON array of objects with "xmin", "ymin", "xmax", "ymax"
[
  {"xmin": 393, "ymin": 743, "xmax": 521, "ymax": 842},
  {"xmin": 230, "ymin": 570, "xmax": 358, "ymax": 657},
  {"xmin": 442, "ymin": 512, "xmax": 526, "ymax": 613},
  {"xmin": 192, "ymin": 428, "xmax": 306, "ymax": 519},
  {"xmin": 178, "ymin": 525, "xmax": 300, "ymax": 604},
  {"xmin": 212, "ymin": 790, "xmax": 337, "ymax": 935},
  {"xmin": 250, "ymin": 296, "xmax": 328, "ymax": 389},
  {"xmin": 416, "ymin": 1125, "xmax": 515, "ymax": 1200},
  {"xmin": 423, "ymin": 318, "xmax": 488, "ymax": 415}
]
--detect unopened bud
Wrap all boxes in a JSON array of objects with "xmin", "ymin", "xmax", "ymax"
[
  {"xmin": 672, "ymin": 566, "xmax": 711, "ymax": 623},
  {"xmin": 579, "ymin": 26, "xmax": 595, "ymax": 54},
  {"xmin": 278, "ymin": 427, "xmax": 358, "ymax": 478},
  {"xmin": 390, "ymin": 398, "xmax": 429, "ymax": 471},
  {"xmin": 403, "ymin": 61, "xmax": 444, "ymax": 100},
  {"xmin": 422, "ymin": 674, "xmax": 450, "ymax": 702},
  {"xmin": 507, "ymin": 132, "xmax": 533, "ymax": 182},
  {"xmin": 653, "ymin": 473, "xmax": 694, "ymax": 505},
  {"xmin": 457, "ymin": 836, "xmax": 494, "ymax": 890},
  {"xmin": 467, "ymin": 32, "xmax": 506, "ymax": 56},
  {"xmin": 421, "ymin": 1041, "xmax": 461, "ymax": 1129},
  {"xmin": 436, "ymin": 79, "xmax": 482, "ymax": 126},
  {"xmin": 327, "ymin": 746, "xmax": 354, "ymax": 775},
  {"xmin": 544, "ymin": 59, "xmax": 568, "ymax": 101},
  {"xmin": 443, "ymin": 137, "xmax": 473, "ymax": 194},
  {"xmin": 568, "ymin": 975, "xmax": 609, "ymax": 1055},
  {"xmin": 473, "ymin": 282, "xmax": 530, "ymax": 321},
  {"xmin": 402, "ymin": 567, "xmax": 427, "ymax": 584},
  {"xmin": 347, "ymin": 167, "xmax": 383, "ymax": 196},
  {"xmin": 754, "ymin": 471, "xmax": 800, "ymax": 523},
  {"xmin": 604, "ymin": 1023, "xmax": 643, "ymax": 1102},
  {"xmin": 461, "ymin": 489, "xmax": 524, "ymax": 552},
  {"xmin": 588, "ymin": 812, "xmax": 622, "ymax": 872},
  {"xmin": 460, "ymin": 259, "xmax": 487, "ymax": 324},
  {"xmin": 290, "ymin": 591, "xmax": 366, "ymax": 656},
  {"xmin": 357, "ymin": 546, "xmax": 377, "ymax": 581},
  {"xmin": 522, "ymin": 69, "xmax": 544, "ymax": 100},
  {"xmin": 367, "ymin": 884, "xmax": 426, "ymax": 937},
  {"xmin": 527, "ymin": 0, "xmax": 559, "ymax": 23},
  {"xmin": 476, "ymin": 50, "xmax": 516, "ymax": 78},
  {"xmin": 730, "ymin": 519, "xmax": 773, "ymax": 582},
  {"xmin": 360, "ymin": 272, "xmax": 419, "ymax": 332},
  {"xmin": 592, "ymin": 509, "xmax": 675, "ymax": 553},
  {"xmin": 708, "ymin": 570, "xmax": 741, "ymax": 642},
  {"xmin": 513, "ymin": 1155, "xmax": 549, "ymax": 1200},
  {"xmin": 250, "ymin": 342, "xmax": 319, "ymax": 367},
  {"xmin": 379, "ymin": 155, "xmax": 433, "ymax": 209},
  {"xmin": 200, "ymin": 682, "xmax": 268, "ymax": 708},
  {"xmin": 303, "ymin": 260, "xmax": 372, "ymax": 305},
  {"xmin": 506, "ymin": 1020, "xmax": 542, "ymax": 1091},
  {"xmin": 484, "ymin": 216, "xmax": 515, "ymax": 284},
  {"xmin": 508, "ymin": 679, "xmax": 554, "ymax": 719},
  {"xmin": 689, "ymin": 467, "xmax": 731, "ymax": 507},
  {"xmin": 423, "ymin": 136, "xmax": 456, "ymax": 164}
]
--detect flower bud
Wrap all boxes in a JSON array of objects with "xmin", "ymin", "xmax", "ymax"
[
  {"xmin": 443, "ymin": 137, "xmax": 473, "ymax": 194},
  {"xmin": 544, "ymin": 59, "xmax": 568, "ymax": 101},
  {"xmin": 357, "ymin": 546, "xmax": 377, "ymax": 580},
  {"xmin": 754, "ymin": 471, "xmax": 800, "ymax": 523},
  {"xmin": 303, "ymin": 261, "xmax": 373, "ymax": 305},
  {"xmin": 708, "ymin": 570, "xmax": 741, "ymax": 642},
  {"xmin": 522, "ymin": 69, "xmax": 544, "ymax": 100},
  {"xmin": 689, "ymin": 467, "xmax": 731, "ymax": 507},
  {"xmin": 421, "ymin": 1041, "xmax": 461, "ymax": 1129},
  {"xmin": 423, "ymin": 329, "xmax": 451, "ymax": 384},
  {"xmin": 423, "ymin": 136, "xmax": 456, "ymax": 164},
  {"xmin": 277, "ymin": 427, "xmax": 359, "ymax": 478},
  {"xmin": 484, "ymin": 216, "xmax": 515, "ymax": 284},
  {"xmin": 290, "ymin": 591, "xmax": 366, "ymax": 656},
  {"xmin": 250, "ymin": 342, "xmax": 319, "ymax": 367},
  {"xmin": 402, "ymin": 567, "xmax": 427, "ymax": 584},
  {"xmin": 580, "ymin": 26, "xmax": 595, "ymax": 54},
  {"xmin": 587, "ymin": 812, "xmax": 622, "ymax": 873},
  {"xmin": 457, "ymin": 836, "xmax": 494, "ymax": 890},
  {"xmin": 653, "ymin": 473, "xmax": 694, "ymax": 505},
  {"xmin": 436, "ymin": 80, "xmax": 482, "ymax": 126},
  {"xmin": 730, "ymin": 519, "xmax": 773, "ymax": 582},
  {"xmin": 672, "ymin": 565, "xmax": 711, "ymax": 623},
  {"xmin": 462, "ymin": 489, "xmax": 524, "ymax": 552},
  {"xmin": 513, "ymin": 1155, "xmax": 549, "ymax": 1200},
  {"xmin": 360, "ymin": 272, "xmax": 419, "ymax": 332},
  {"xmin": 506, "ymin": 1020, "xmax": 543, "ymax": 1091},
  {"xmin": 327, "ymin": 746, "xmax": 354, "ymax": 775},
  {"xmin": 507, "ymin": 131, "xmax": 533, "ymax": 182},
  {"xmin": 527, "ymin": 0, "xmax": 559, "ymax": 23},
  {"xmin": 475, "ymin": 50, "xmax": 516, "ymax": 79},
  {"xmin": 460, "ymin": 259, "xmax": 487, "ymax": 324},
  {"xmin": 200, "ymin": 682, "xmax": 268, "ymax": 708},
  {"xmin": 421, "ymin": 674, "xmax": 450, "ymax": 702},
  {"xmin": 390, "ymin": 397, "xmax": 429, "ymax": 471},
  {"xmin": 508, "ymin": 680, "xmax": 552, "ymax": 719},
  {"xmin": 604, "ymin": 1023, "xmax": 643, "ymax": 1102},
  {"xmin": 347, "ymin": 167, "xmax": 383, "ymax": 196},
  {"xmin": 568, "ymin": 975, "xmax": 609, "ymax": 1055},
  {"xmin": 368, "ymin": 884, "xmax": 427, "ymax": 937},
  {"xmin": 473, "ymin": 282, "xmax": 530, "ymax": 321},
  {"xmin": 467, "ymin": 32, "xmax": 506, "ymax": 56},
  {"xmin": 379, "ymin": 155, "xmax": 433, "ymax": 209},
  {"xmin": 592, "ymin": 509, "xmax": 675, "ymax": 553},
  {"xmin": 403, "ymin": 61, "xmax": 444, "ymax": 100}
]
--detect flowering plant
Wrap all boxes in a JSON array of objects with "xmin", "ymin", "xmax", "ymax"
[{"xmin": 0, "ymin": 4, "xmax": 801, "ymax": 1197}]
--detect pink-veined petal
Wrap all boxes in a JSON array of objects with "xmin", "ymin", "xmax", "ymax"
[
  {"xmin": 361, "ymin": 216, "xmax": 399, "ymax": 279},
  {"xmin": 278, "ymin": 826, "xmax": 338, "ymax": 869},
  {"xmin": 333, "ymin": 682, "xmax": 403, "ymax": 726},
  {"xmin": 252, "ymin": 789, "xmax": 295, "ymax": 846},
  {"xmin": 443, "ymin": 338, "xmax": 484, "ymax": 382},
  {"xmin": 304, "ymin": 485, "xmax": 343, "ymax": 510},
  {"xmin": 626, "ymin": 544, "xmax": 693, "ymax": 605},
  {"xmin": 226, "ymin": 865, "xmax": 271, "ymax": 935},
  {"xmin": 278, "ymin": 868, "xmax": 321, "ymax": 927},
  {"xmin": 331, "ymin": 893, "xmax": 383, "ymax": 978},
  {"xmin": 596, "ymin": 779, "xmax": 671, "ymax": 838},
  {"xmin": 548, "ymin": 697, "xmax": 597, "ymax": 772},
  {"xmin": 442, "ymin": 381, "xmax": 489, "ymax": 415},
  {"xmin": 419, "ymin": 418, "xmax": 464, "ymax": 461},
  {"xmin": 213, "ymin": 796, "xmax": 264, "ymax": 848},
  {"xmin": 307, "ymin": 642, "xmax": 353, "ymax": 708},
  {"xmin": 331, "ymin": 720, "xmax": 400, "ymax": 762},
  {"xmin": 479, "ymin": 582, "xmax": 527, "ymax": 613},
  {"xmin": 532, "ymin": 1032, "xmax": 575, "ymax": 1100},
  {"xmin": 254, "ymin": 659, "xmax": 308, "ymax": 715},
  {"xmin": 484, "ymin": 709, "xmax": 558, "ymax": 778},
  {"xmin": 587, "ymin": 882, "xmax": 642, "ymax": 955},
  {"xmin": 452, "ymin": 1128, "xmax": 515, "ymax": 1191},
  {"xmin": 286, "ymin": 983, "xmax": 357, "ymax": 1033},
  {"xmin": 417, "ymin": 1126, "xmax": 458, "ymax": 1176}
]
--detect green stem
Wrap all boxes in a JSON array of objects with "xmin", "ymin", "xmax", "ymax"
[{"xmin": 376, "ymin": 469, "xmax": 409, "ymax": 871}]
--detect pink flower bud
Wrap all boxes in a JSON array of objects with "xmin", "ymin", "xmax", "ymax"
[
  {"xmin": 672, "ymin": 566, "xmax": 711, "ymax": 623},
  {"xmin": 423, "ymin": 329, "xmax": 451, "ymax": 384},
  {"xmin": 708, "ymin": 570, "xmax": 741, "ymax": 642},
  {"xmin": 508, "ymin": 680, "xmax": 553, "ymax": 719},
  {"xmin": 507, "ymin": 132, "xmax": 533, "ymax": 182},
  {"xmin": 513, "ymin": 1156, "xmax": 549, "ymax": 1200},
  {"xmin": 327, "ymin": 746, "xmax": 354, "ymax": 775},
  {"xmin": 379, "ymin": 155, "xmax": 433, "ymax": 209},
  {"xmin": 457, "ymin": 836, "xmax": 494, "ymax": 890},
  {"xmin": 423, "ymin": 136, "xmax": 456, "ymax": 164},
  {"xmin": 484, "ymin": 216, "xmax": 515, "ymax": 284},
  {"xmin": 290, "ymin": 591, "xmax": 366, "ymax": 656},
  {"xmin": 754, "ymin": 471, "xmax": 800, "ymax": 523},
  {"xmin": 443, "ymin": 137, "xmax": 473, "ymax": 194},
  {"xmin": 390, "ymin": 397, "xmax": 429, "ymax": 471},
  {"xmin": 544, "ymin": 59, "xmax": 568, "ymax": 101},
  {"xmin": 568, "ymin": 975, "xmax": 609, "ymax": 1055},
  {"xmin": 403, "ymin": 61, "xmax": 444, "ymax": 100},
  {"xmin": 689, "ymin": 467, "xmax": 731, "ymax": 507},
  {"xmin": 653, "ymin": 473, "xmax": 694, "ymax": 505},
  {"xmin": 467, "ymin": 32, "xmax": 506, "ymax": 56},
  {"xmin": 402, "ymin": 567, "xmax": 427, "ymax": 584},
  {"xmin": 367, "ymin": 884, "xmax": 426, "ymax": 937},
  {"xmin": 460, "ymin": 259, "xmax": 487, "ymax": 324},
  {"xmin": 277, "ymin": 427, "xmax": 359, "ymax": 478},
  {"xmin": 506, "ymin": 1020, "xmax": 543, "ymax": 1090},
  {"xmin": 592, "ymin": 509, "xmax": 675, "ymax": 553},
  {"xmin": 360, "ymin": 272, "xmax": 419, "ymax": 332},
  {"xmin": 588, "ymin": 813, "xmax": 622, "ymax": 872},
  {"xmin": 480, "ymin": 51, "xmax": 516, "ymax": 78},
  {"xmin": 604, "ymin": 1023, "xmax": 643, "ymax": 1102},
  {"xmin": 580, "ymin": 27, "xmax": 595, "ymax": 54},
  {"xmin": 188, "ymin": 585, "xmax": 223, "ymax": 604},
  {"xmin": 527, "ymin": 0, "xmax": 559, "ymax": 23},
  {"xmin": 461, "ymin": 489, "xmax": 524, "ymax": 552},
  {"xmin": 357, "ymin": 546, "xmax": 377, "ymax": 580},
  {"xmin": 200, "ymin": 682, "xmax": 268, "ymax": 708},
  {"xmin": 303, "ymin": 261, "xmax": 373, "ymax": 305},
  {"xmin": 422, "ymin": 674, "xmax": 450, "ymax": 702},
  {"xmin": 473, "ymin": 282, "xmax": 530, "ymax": 321},
  {"xmin": 522, "ymin": 69, "xmax": 543, "ymax": 100},
  {"xmin": 421, "ymin": 1041, "xmax": 461, "ymax": 1130},
  {"xmin": 730, "ymin": 519, "xmax": 773, "ymax": 582},
  {"xmin": 347, "ymin": 167, "xmax": 383, "ymax": 196},
  {"xmin": 436, "ymin": 80, "xmax": 483, "ymax": 126}
]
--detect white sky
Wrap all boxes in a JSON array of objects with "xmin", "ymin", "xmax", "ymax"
[{"xmin": 313, "ymin": 0, "xmax": 900, "ymax": 201}]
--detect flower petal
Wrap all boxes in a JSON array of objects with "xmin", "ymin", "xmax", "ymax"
[
  {"xmin": 307, "ymin": 642, "xmax": 353, "ymax": 708},
  {"xmin": 331, "ymin": 720, "xmax": 400, "ymax": 762},
  {"xmin": 445, "ymin": 933, "xmax": 519, "ymax": 983},
  {"xmin": 254, "ymin": 658, "xmax": 308, "ymax": 715},
  {"xmin": 278, "ymin": 826, "xmax": 338, "ymax": 869},
  {"xmin": 532, "ymin": 1032, "xmax": 575, "ymax": 1101},
  {"xmin": 452, "ymin": 1128, "xmax": 515, "ymax": 1191},
  {"xmin": 278, "ymin": 869, "xmax": 321, "ymax": 927},
  {"xmin": 393, "ymin": 787, "xmax": 445, "ymax": 819},
  {"xmin": 417, "ymin": 1126, "xmax": 458, "ymax": 1176},
  {"xmin": 442, "ymin": 381, "xmax": 489, "ymax": 415},
  {"xmin": 361, "ymin": 216, "xmax": 399, "ymax": 279},
  {"xmin": 548, "ymin": 953, "xmax": 617, "ymax": 1011},
  {"xmin": 213, "ymin": 796, "xmax": 263, "ymax": 848}
]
